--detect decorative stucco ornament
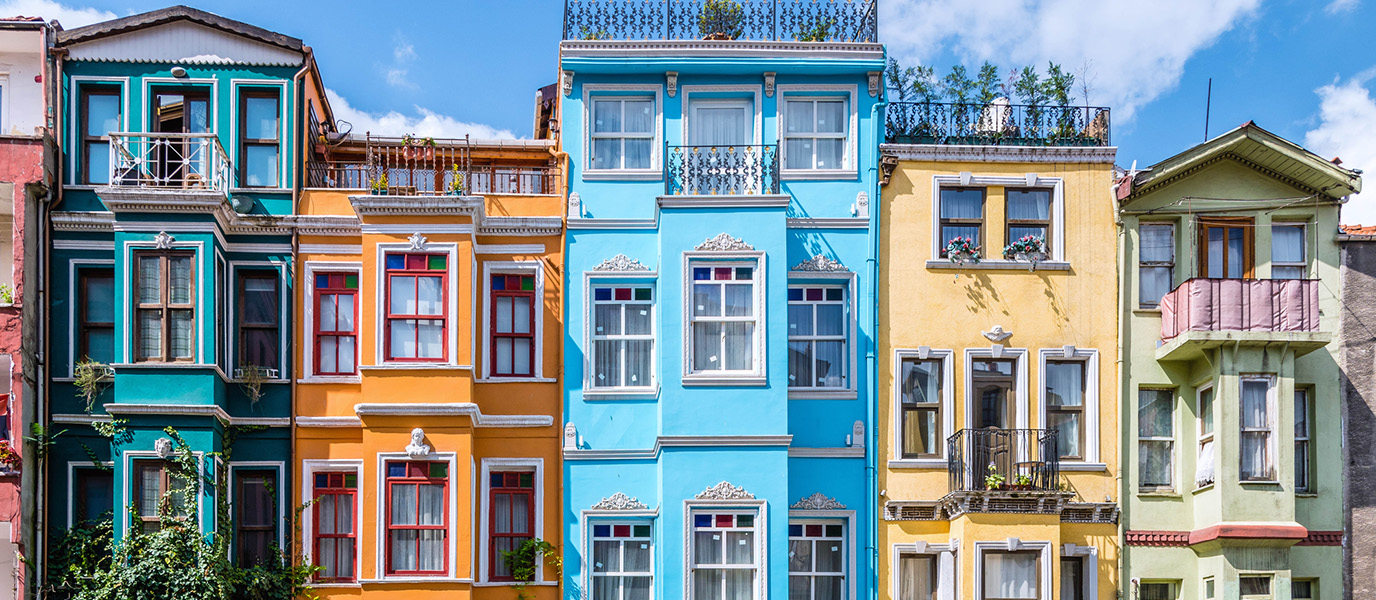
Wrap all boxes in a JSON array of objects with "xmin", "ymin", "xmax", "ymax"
[
  {"xmin": 666, "ymin": 71, "xmax": 678, "ymax": 97},
  {"xmin": 564, "ymin": 422, "xmax": 578, "ymax": 450},
  {"xmin": 153, "ymin": 231, "xmax": 175, "ymax": 249},
  {"xmin": 592, "ymin": 492, "xmax": 649, "ymax": 510},
  {"xmin": 867, "ymin": 71, "xmax": 882, "ymax": 97},
  {"xmin": 593, "ymin": 254, "xmax": 650, "ymax": 272},
  {"xmin": 982, "ymin": 325, "xmax": 1013, "ymax": 342},
  {"xmin": 764, "ymin": 72, "xmax": 776, "ymax": 97},
  {"xmin": 562, "ymin": 70, "xmax": 574, "ymax": 96},
  {"xmin": 154, "ymin": 437, "xmax": 174, "ymax": 458},
  {"xmin": 791, "ymin": 492, "xmax": 846, "ymax": 510},
  {"xmin": 695, "ymin": 233, "xmax": 754, "ymax": 252},
  {"xmin": 792, "ymin": 254, "xmax": 848, "ymax": 272},
  {"xmin": 408, "ymin": 232, "xmax": 428, "ymax": 251},
  {"xmin": 405, "ymin": 428, "xmax": 431, "ymax": 458},
  {"xmin": 695, "ymin": 481, "xmax": 756, "ymax": 500}
]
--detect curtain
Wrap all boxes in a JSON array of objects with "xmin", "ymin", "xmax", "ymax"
[
  {"xmin": 789, "ymin": 540, "xmax": 811, "ymax": 573},
  {"xmin": 390, "ymin": 530, "xmax": 417, "ymax": 572},
  {"xmin": 723, "ymin": 323, "xmax": 753, "ymax": 371},
  {"xmin": 337, "ymin": 337, "xmax": 356, "ymax": 372},
  {"xmin": 816, "ymin": 101, "xmax": 845, "ymax": 134},
  {"xmin": 511, "ymin": 493, "xmax": 531, "ymax": 534},
  {"xmin": 338, "ymin": 494, "xmax": 353, "ymax": 532},
  {"xmin": 495, "ymin": 338, "xmax": 513, "ymax": 373},
  {"xmin": 419, "ymin": 530, "xmax": 444, "ymax": 572},
  {"xmin": 417, "ymin": 320, "xmax": 443, "ymax": 359},
  {"xmin": 138, "ymin": 310, "xmax": 161, "ymax": 360},
  {"xmin": 318, "ymin": 537, "xmax": 337, "ymax": 578},
  {"xmin": 1273, "ymin": 225, "xmax": 1305, "ymax": 262},
  {"xmin": 903, "ymin": 360, "xmax": 940, "ymax": 405},
  {"xmin": 594, "ymin": 340, "xmax": 620, "ymax": 387},
  {"xmin": 899, "ymin": 555, "xmax": 934, "ymax": 600},
  {"xmin": 419, "ymin": 484, "xmax": 443, "ymax": 525},
  {"xmin": 786, "ymin": 101, "xmax": 813, "ymax": 134},
  {"xmin": 138, "ymin": 256, "xmax": 160, "ymax": 303},
  {"xmin": 391, "ymin": 484, "xmax": 416, "ymax": 525},
  {"xmin": 625, "ymin": 100, "xmax": 653, "ymax": 134},
  {"xmin": 1140, "ymin": 266, "xmax": 1171, "ymax": 306},
  {"xmin": 170, "ymin": 257, "xmax": 191, "ymax": 303},
  {"xmin": 693, "ymin": 570, "xmax": 720, "ymax": 600},
  {"xmin": 1045, "ymin": 362, "xmax": 1082, "ymax": 407},
  {"xmin": 1140, "ymin": 224, "xmax": 1174, "ymax": 261},
  {"xmin": 1241, "ymin": 381, "xmax": 1270, "ymax": 479},
  {"xmin": 940, "ymin": 189, "xmax": 983, "ymax": 219},
  {"xmin": 984, "ymin": 552, "xmax": 1037, "ymax": 599},
  {"xmin": 724, "ymin": 284, "xmax": 752, "ymax": 317},
  {"xmin": 626, "ymin": 540, "xmax": 651, "ymax": 572},
  {"xmin": 512, "ymin": 338, "xmax": 532, "ymax": 374},
  {"xmin": 338, "ymin": 537, "xmax": 355, "ymax": 578},
  {"xmin": 593, "ymin": 139, "xmax": 620, "ymax": 170},
  {"xmin": 785, "ymin": 139, "xmax": 813, "ymax": 170},
  {"xmin": 1195, "ymin": 439, "xmax": 1215, "ymax": 487},
  {"xmin": 592, "ymin": 540, "xmax": 619, "ymax": 573},
  {"xmin": 904, "ymin": 407, "xmax": 937, "ymax": 456},
  {"xmin": 724, "ymin": 570, "xmax": 753, "ymax": 600},
  {"xmin": 725, "ymin": 531, "xmax": 753, "ymax": 564},
  {"xmin": 936, "ymin": 552, "xmax": 954, "ymax": 600},
  {"xmin": 696, "ymin": 531, "xmax": 723, "ymax": 565},
  {"xmin": 1206, "ymin": 228, "xmax": 1225, "ymax": 278},
  {"xmin": 593, "ymin": 100, "xmax": 621, "ymax": 134},
  {"xmin": 788, "ymin": 341, "xmax": 812, "ymax": 387},
  {"xmin": 815, "ymin": 341, "xmax": 845, "ymax": 387},
  {"xmin": 693, "ymin": 322, "xmax": 720, "ymax": 371},
  {"xmin": 1006, "ymin": 190, "xmax": 1050, "ymax": 220},
  {"xmin": 495, "ymin": 296, "xmax": 513, "ymax": 333},
  {"xmin": 815, "ymin": 576, "xmax": 842, "ymax": 600},
  {"xmin": 511, "ymin": 296, "xmax": 532, "ymax": 334},
  {"xmin": 625, "ymin": 340, "xmax": 651, "ymax": 386},
  {"xmin": 170, "ymin": 310, "xmax": 194, "ymax": 359},
  {"xmin": 694, "ymin": 106, "xmax": 748, "ymax": 146},
  {"xmin": 1060, "ymin": 559, "xmax": 1080, "ymax": 600}
]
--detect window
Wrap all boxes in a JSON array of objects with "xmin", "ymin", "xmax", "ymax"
[
  {"xmin": 492, "ymin": 274, "xmax": 536, "ymax": 376},
  {"xmin": 240, "ymin": 90, "xmax": 281, "ymax": 187},
  {"xmin": 1059, "ymin": 558, "xmax": 1084, "ymax": 600},
  {"xmin": 788, "ymin": 286, "xmax": 847, "ymax": 389},
  {"xmin": 690, "ymin": 100, "xmax": 751, "ymax": 146},
  {"xmin": 79, "ymin": 268, "xmax": 115, "ymax": 364},
  {"xmin": 1239, "ymin": 576, "xmax": 1271, "ymax": 599},
  {"xmin": 1139, "ymin": 223, "xmax": 1175, "ymax": 308},
  {"xmin": 81, "ymin": 86, "xmax": 121, "ymax": 184},
  {"xmin": 1138, "ymin": 582, "xmax": 1175, "ymax": 600},
  {"xmin": 133, "ymin": 461, "xmax": 192, "ymax": 532},
  {"xmin": 982, "ymin": 551, "xmax": 1038, "ymax": 600},
  {"xmin": 690, "ymin": 264, "xmax": 758, "ymax": 374},
  {"xmin": 591, "ymin": 523, "xmax": 652, "ymax": 600},
  {"xmin": 1199, "ymin": 218, "xmax": 1253, "ymax": 279},
  {"xmin": 1291, "ymin": 579, "xmax": 1315, "ymax": 599},
  {"xmin": 898, "ymin": 554, "xmax": 937, "ymax": 600},
  {"xmin": 385, "ymin": 461, "xmax": 447, "ymax": 575},
  {"xmin": 385, "ymin": 253, "xmax": 446, "ymax": 361},
  {"xmin": 74, "ymin": 468, "xmax": 114, "ymax": 524},
  {"xmin": 784, "ymin": 99, "xmax": 847, "ymax": 170},
  {"xmin": 312, "ymin": 472, "xmax": 357, "ymax": 582},
  {"xmin": 972, "ymin": 359, "xmax": 1015, "ymax": 430},
  {"xmin": 939, "ymin": 188, "xmax": 984, "ymax": 256},
  {"xmin": 789, "ymin": 522, "xmax": 845, "ymax": 600},
  {"xmin": 691, "ymin": 511, "xmax": 757, "ymax": 600},
  {"xmin": 1272, "ymin": 223, "xmax": 1306, "ymax": 279},
  {"xmin": 1006, "ymin": 189, "xmax": 1051, "ymax": 247},
  {"xmin": 238, "ymin": 272, "xmax": 279, "ymax": 369},
  {"xmin": 134, "ymin": 251, "xmax": 195, "ymax": 363},
  {"xmin": 591, "ymin": 285, "xmax": 653, "ymax": 389},
  {"xmin": 1240, "ymin": 379, "xmax": 1274, "ymax": 481},
  {"xmin": 489, "ymin": 471, "xmax": 535, "ymax": 580},
  {"xmin": 1138, "ymin": 389, "xmax": 1174, "ymax": 489},
  {"xmin": 235, "ymin": 471, "xmax": 276, "ymax": 567},
  {"xmin": 1295, "ymin": 389, "xmax": 1312, "ymax": 493},
  {"xmin": 1203, "ymin": 577, "xmax": 1215, "ymax": 599},
  {"xmin": 900, "ymin": 358, "xmax": 942, "ymax": 458},
  {"xmin": 591, "ymin": 98, "xmax": 654, "ymax": 170},
  {"xmin": 314, "ymin": 273, "xmax": 359, "ymax": 375},
  {"xmin": 1045, "ymin": 361, "xmax": 1085, "ymax": 460},
  {"xmin": 1196, "ymin": 387, "xmax": 1215, "ymax": 487}
]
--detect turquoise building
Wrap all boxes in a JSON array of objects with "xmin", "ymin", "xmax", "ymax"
[
  {"xmin": 558, "ymin": 2, "xmax": 884, "ymax": 599},
  {"xmin": 44, "ymin": 5, "xmax": 309, "ymax": 566}
]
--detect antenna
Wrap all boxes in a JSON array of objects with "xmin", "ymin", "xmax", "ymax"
[{"xmin": 1204, "ymin": 78, "xmax": 1212, "ymax": 141}]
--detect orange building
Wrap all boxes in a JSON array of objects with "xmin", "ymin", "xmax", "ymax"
[{"xmin": 292, "ymin": 81, "xmax": 564, "ymax": 598}]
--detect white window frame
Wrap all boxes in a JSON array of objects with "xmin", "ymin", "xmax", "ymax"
[
  {"xmin": 582, "ymin": 85, "xmax": 663, "ymax": 180},
  {"xmin": 372, "ymin": 451, "xmax": 460, "ymax": 582},
  {"xmin": 682, "ymin": 251, "xmax": 767, "ymax": 386},
  {"xmin": 972, "ymin": 539, "xmax": 1053, "ymax": 600},
  {"xmin": 587, "ymin": 279, "xmax": 657, "ymax": 392},
  {"xmin": 891, "ymin": 541, "xmax": 958, "ymax": 600},
  {"xmin": 787, "ymin": 273, "xmax": 856, "ymax": 396},
  {"xmin": 890, "ymin": 347, "xmax": 955, "ymax": 468},
  {"xmin": 777, "ymin": 85, "xmax": 858, "ymax": 178},
  {"xmin": 686, "ymin": 98, "xmax": 757, "ymax": 146},
  {"xmin": 1137, "ymin": 387, "xmax": 1176, "ymax": 492},
  {"xmin": 684, "ymin": 500, "xmax": 768, "ymax": 600},
  {"xmin": 1138, "ymin": 222, "xmax": 1176, "ymax": 308},
  {"xmin": 302, "ymin": 261, "xmax": 363, "ymax": 383},
  {"xmin": 478, "ymin": 457, "xmax": 545, "ymax": 585},
  {"xmin": 1270, "ymin": 221, "xmax": 1308, "ymax": 280},
  {"xmin": 1137, "ymin": 580, "xmax": 1179, "ymax": 600},
  {"xmin": 1059, "ymin": 544, "xmax": 1098, "ymax": 600},
  {"xmin": 226, "ymin": 461, "xmax": 287, "ymax": 566},
  {"xmin": 1239, "ymin": 375, "xmax": 1278, "ymax": 483},
  {"xmin": 589, "ymin": 96, "xmax": 657, "ymax": 171},
  {"xmin": 1295, "ymin": 387, "xmax": 1313, "ymax": 494},
  {"xmin": 1037, "ymin": 348, "xmax": 1102, "ymax": 468},
  {"xmin": 1239, "ymin": 573, "xmax": 1275, "ymax": 600},
  {"xmin": 963, "ymin": 347, "xmax": 1030, "ymax": 429},
  {"xmin": 585, "ymin": 519, "xmax": 655, "ymax": 600},
  {"xmin": 371, "ymin": 242, "xmax": 461, "ymax": 368},
  {"xmin": 788, "ymin": 513, "xmax": 857, "ymax": 600},
  {"xmin": 1291, "ymin": 577, "xmax": 1316, "ymax": 599},
  {"xmin": 120, "ymin": 239, "xmax": 205, "ymax": 366},
  {"xmin": 1196, "ymin": 383, "xmax": 1215, "ymax": 489},
  {"xmin": 481, "ymin": 260, "xmax": 551, "ymax": 381},
  {"xmin": 928, "ymin": 175, "xmax": 1066, "ymax": 265},
  {"xmin": 578, "ymin": 507, "xmax": 658, "ymax": 600},
  {"xmin": 300, "ymin": 459, "xmax": 365, "ymax": 587}
]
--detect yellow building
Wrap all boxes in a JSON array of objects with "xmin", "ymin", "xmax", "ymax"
[
  {"xmin": 878, "ymin": 104, "xmax": 1120, "ymax": 600},
  {"xmin": 291, "ymin": 80, "xmax": 565, "ymax": 599}
]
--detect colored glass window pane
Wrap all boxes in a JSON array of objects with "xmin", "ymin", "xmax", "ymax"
[
  {"xmin": 694, "ymin": 514, "xmax": 711, "ymax": 527},
  {"xmin": 614, "ymin": 525, "xmax": 631, "ymax": 537},
  {"xmin": 693, "ymin": 267, "xmax": 710, "ymax": 280},
  {"xmin": 615, "ymin": 288, "xmax": 632, "ymax": 300},
  {"xmin": 634, "ymin": 288, "xmax": 651, "ymax": 301},
  {"xmin": 316, "ymin": 274, "xmax": 329, "ymax": 289},
  {"xmin": 345, "ymin": 274, "xmax": 358, "ymax": 289},
  {"xmin": 825, "ymin": 288, "xmax": 843, "ymax": 301},
  {"xmin": 594, "ymin": 525, "xmax": 611, "ymax": 537},
  {"xmin": 633, "ymin": 525, "xmax": 650, "ymax": 537},
  {"xmin": 388, "ymin": 463, "xmax": 405, "ymax": 478},
  {"xmin": 521, "ymin": 276, "xmax": 535, "ymax": 291},
  {"xmin": 386, "ymin": 254, "xmax": 404, "ymax": 270},
  {"xmin": 789, "ymin": 524, "xmax": 803, "ymax": 536},
  {"xmin": 428, "ymin": 255, "xmax": 446, "ymax": 270},
  {"xmin": 735, "ymin": 267, "xmax": 752, "ymax": 280},
  {"xmin": 715, "ymin": 514, "xmax": 732, "ymax": 527},
  {"xmin": 594, "ymin": 288, "xmax": 611, "ymax": 301},
  {"xmin": 806, "ymin": 288, "xmax": 823, "ymax": 301},
  {"xmin": 788, "ymin": 288, "xmax": 803, "ymax": 301},
  {"xmin": 736, "ymin": 514, "xmax": 753, "ymax": 527}
]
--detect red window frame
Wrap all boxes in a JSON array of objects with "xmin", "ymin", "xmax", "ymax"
[
  {"xmin": 385, "ymin": 461, "xmax": 448, "ymax": 576},
  {"xmin": 314, "ymin": 273, "xmax": 359, "ymax": 375},
  {"xmin": 312, "ymin": 472, "xmax": 357, "ymax": 583},
  {"xmin": 384, "ymin": 253, "xmax": 448, "ymax": 362},
  {"xmin": 490, "ymin": 274, "xmax": 536, "ymax": 377},
  {"xmin": 488, "ymin": 471, "xmax": 536, "ymax": 581}
]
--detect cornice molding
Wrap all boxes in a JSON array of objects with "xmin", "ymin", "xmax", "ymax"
[
  {"xmin": 560, "ymin": 39, "xmax": 883, "ymax": 61},
  {"xmin": 880, "ymin": 143, "xmax": 1117, "ymax": 164},
  {"xmin": 353, "ymin": 402, "xmax": 554, "ymax": 428},
  {"xmin": 348, "ymin": 194, "xmax": 483, "ymax": 216},
  {"xmin": 1129, "ymin": 151, "xmax": 1328, "ymax": 201}
]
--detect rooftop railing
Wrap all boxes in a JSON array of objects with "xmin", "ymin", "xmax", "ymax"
[
  {"xmin": 948, "ymin": 428, "xmax": 1061, "ymax": 493},
  {"xmin": 108, "ymin": 132, "xmax": 233, "ymax": 196},
  {"xmin": 1159, "ymin": 278, "xmax": 1321, "ymax": 342},
  {"xmin": 665, "ymin": 143, "xmax": 779, "ymax": 195},
  {"xmin": 885, "ymin": 101, "xmax": 1111, "ymax": 147},
  {"xmin": 562, "ymin": 0, "xmax": 878, "ymax": 42},
  {"xmin": 306, "ymin": 135, "xmax": 558, "ymax": 196}
]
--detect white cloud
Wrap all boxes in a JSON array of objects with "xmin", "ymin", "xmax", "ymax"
[
  {"xmin": 1326, "ymin": 0, "xmax": 1359, "ymax": 14},
  {"xmin": 0, "ymin": 0, "xmax": 113, "ymax": 27},
  {"xmin": 1304, "ymin": 70, "xmax": 1376, "ymax": 225},
  {"xmin": 393, "ymin": 37, "xmax": 416, "ymax": 63},
  {"xmin": 881, "ymin": 0, "xmax": 1260, "ymax": 121},
  {"xmin": 385, "ymin": 68, "xmax": 415, "ymax": 89},
  {"xmin": 326, "ymin": 88, "xmax": 518, "ymax": 140}
]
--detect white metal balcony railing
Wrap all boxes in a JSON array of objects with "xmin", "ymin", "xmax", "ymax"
[{"xmin": 108, "ymin": 132, "xmax": 233, "ymax": 196}]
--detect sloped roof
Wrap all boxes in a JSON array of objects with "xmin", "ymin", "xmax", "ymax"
[
  {"xmin": 1123, "ymin": 121, "xmax": 1362, "ymax": 203},
  {"xmin": 1342, "ymin": 225, "xmax": 1376, "ymax": 235},
  {"xmin": 55, "ymin": 5, "xmax": 301, "ymax": 52}
]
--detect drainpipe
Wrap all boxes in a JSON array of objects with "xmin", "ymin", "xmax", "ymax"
[
  {"xmin": 36, "ymin": 40, "xmax": 66, "ymax": 600},
  {"xmin": 867, "ymin": 90, "xmax": 887, "ymax": 600},
  {"xmin": 288, "ymin": 46, "xmax": 311, "ymax": 566},
  {"xmin": 1114, "ymin": 193, "xmax": 1127, "ymax": 600}
]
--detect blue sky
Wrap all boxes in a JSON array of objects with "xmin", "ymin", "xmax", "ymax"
[{"xmin": 6, "ymin": 0, "xmax": 1376, "ymax": 222}]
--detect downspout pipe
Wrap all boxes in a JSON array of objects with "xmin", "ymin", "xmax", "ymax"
[
  {"xmin": 36, "ymin": 39, "xmax": 66, "ymax": 600},
  {"xmin": 867, "ymin": 89, "xmax": 887, "ymax": 600}
]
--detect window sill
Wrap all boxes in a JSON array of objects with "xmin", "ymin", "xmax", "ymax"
[
  {"xmin": 1296, "ymin": 492, "xmax": 1319, "ymax": 498},
  {"xmin": 1132, "ymin": 308, "xmax": 1163, "ymax": 315},
  {"xmin": 780, "ymin": 169, "xmax": 858, "ymax": 181},
  {"xmin": 583, "ymin": 387, "xmax": 659, "ymax": 400},
  {"xmin": 229, "ymin": 187, "xmax": 290, "ymax": 194},
  {"xmin": 1238, "ymin": 480, "xmax": 1283, "ymax": 488},
  {"xmin": 887, "ymin": 459, "xmax": 946, "ymax": 469},
  {"xmin": 789, "ymin": 389, "xmax": 857, "ymax": 400},
  {"xmin": 310, "ymin": 582, "xmax": 362, "ymax": 588},
  {"xmin": 1058, "ymin": 462, "xmax": 1109, "ymax": 472},
  {"xmin": 1193, "ymin": 483, "xmax": 1215, "ymax": 494},
  {"xmin": 474, "ymin": 581, "xmax": 557, "ymax": 587},
  {"xmin": 682, "ymin": 375, "xmax": 767, "ymax": 387},
  {"xmin": 359, "ymin": 364, "xmax": 472, "ymax": 371},
  {"xmin": 925, "ymin": 259, "xmax": 1070, "ymax": 271},
  {"xmin": 298, "ymin": 376, "xmax": 362, "ymax": 384},
  {"xmin": 478, "ymin": 376, "xmax": 558, "ymax": 383},
  {"xmin": 360, "ymin": 577, "xmax": 473, "ymax": 584},
  {"xmin": 1136, "ymin": 490, "xmax": 1181, "ymax": 498},
  {"xmin": 582, "ymin": 169, "xmax": 661, "ymax": 181}
]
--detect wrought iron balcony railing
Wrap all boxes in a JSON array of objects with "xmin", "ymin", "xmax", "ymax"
[
  {"xmin": 563, "ymin": 0, "xmax": 878, "ymax": 42},
  {"xmin": 885, "ymin": 101, "xmax": 1111, "ymax": 147},
  {"xmin": 666, "ymin": 144, "xmax": 779, "ymax": 196},
  {"xmin": 1159, "ymin": 278, "xmax": 1321, "ymax": 342},
  {"xmin": 307, "ymin": 160, "xmax": 369, "ymax": 189},
  {"xmin": 948, "ymin": 428, "xmax": 1060, "ymax": 493},
  {"xmin": 108, "ymin": 132, "xmax": 233, "ymax": 195},
  {"xmin": 469, "ymin": 166, "xmax": 557, "ymax": 195}
]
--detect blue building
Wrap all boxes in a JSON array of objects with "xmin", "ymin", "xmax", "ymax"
[
  {"xmin": 44, "ymin": 5, "xmax": 308, "ymax": 566},
  {"xmin": 558, "ymin": 2, "xmax": 883, "ymax": 599}
]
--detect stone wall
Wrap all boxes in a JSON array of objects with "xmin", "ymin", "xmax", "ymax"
[{"xmin": 1341, "ymin": 238, "xmax": 1376, "ymax": 600}]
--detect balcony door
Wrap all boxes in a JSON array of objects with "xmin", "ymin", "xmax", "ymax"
[
  {"xmin": 973, "ymin": 359, "xmax": 1015, "ymax": 430},
  {"xmin": 687, "ymin": 100, "xmax": 757, "ymax": 194},
  {"xmin": 689, "ymin": 101, "xmax": 751, "ymax": 147},
  {"xmin": 1198, "ymin": 218, "xmax": 1253, "ymax": 279},
  {"xmin": 150, "ymin": 89, "xmax": 210, "ymax": 186}
]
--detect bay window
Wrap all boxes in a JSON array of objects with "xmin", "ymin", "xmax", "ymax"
[
  {"xmin": 591, "ymin": 285, "xmax": 654, "ymax": 389},
  {"xmin": 899, "ymin": 358, "xmax": 942, "ymax": 458},
  {"xmin": 690, "ymin": 511, "xmax": 757, "ymax": 600},
  {"xmin": 689, "ymin": 264, "xmax": 758, "ymax": 374},
  {"xmin": 240, "ymin": 90, "xmax": 281, "ymax": 187},
  {"xmin": 315, "ymin": 273, "xmax": 358, "ymax": 375},
  {"xmin": 787, "ymin": 286, "xmax": 847, "ymax": 389},
  {"xmin": 783, "ymin": 99, "xmax": 847, "ymax": 170},
  {"xmin": 238, "ymin": 272, "xmax": 279, "ymax": 369},
  {"xmin": 313, "ymin": 472, "xmax": 357, "ymax": 582},
  {"xmin": 489, "ymin": 471, "xmax": 535, "ymax": 580},
  {"xmin": 492, "ymin": 274, "xmax": 536, "ymax": 377},
  {"xmin": 1295, "ymin": 388, "xmax": 1312, "ymax": 493},
  {"xmin": 133, "ymin": 460, "xmax": 192, "ymax": 532},
  {"xmin": 1137, "ymin": 389, "xmax": 1174, "ymax": 490},
  {"xmin": 79, "ymin": 268, "xmax": 115, "ymax": 364},
  {"xmin": 591, "ymin": 98, "xmax": 654, "ymax": 171},
  {"xmin": 592, "ymin": 523, "xmax": 652, "ymax": 600},
  {"xmin": 235, "ymin": 471, "xmax": 276, "ymax": 567},
  {"xmin": 134, "ymin": 251, "xmax": 195, "ymax": 363},
  {"xmin": 1240, "ymin": 378, "xmax": 1274, "ymax": 481},
  {"xmin": 385, "ymin": 253, "xmax": 446, "ymax": 361},
  {"xmin": 386, "ymin": 461, "xmax": 447, "ymax": 575},
  {"xmin": 788, "ymin": 522, "xmax": 845, "ymax": 600},
  {"xmin": 1045, "ymin": 360, "xmax": 1085, "ymax": 460}
]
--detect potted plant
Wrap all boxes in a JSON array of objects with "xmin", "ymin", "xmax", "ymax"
[
  {"xmin": 448, "ymin": 164, "xmax": 466, "ymax": 196},
  {"xmin": 945, "ymin": 236, "xmax": 981, "ymax": 265},
  {"xmin": 1011, "ymin": 474, "xmax": 1033, "ymax": 491},
  {"xmin": 698, "ymin": 0, "xmax": 744, "ymax": 40},
  {"xmin": 0, "ymin": 440, "xmax": 20, "ymax": 474},
  {"xmin": 794, "ymin": 16, "xmax": 834, "ymax": 42},
  {"xmin": 1002, "ymin": 235, "xmax": 1049, "ymax": 270},
  {"xmin": 983, "ymin": 463, "xmax": 1006, "ymax": 491},
  {"xmin": 401, "ymin": 134, "xmax": 437, "ymax": 160}
]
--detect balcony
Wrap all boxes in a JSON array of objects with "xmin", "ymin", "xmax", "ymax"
[
  {"xmin": 885, "ymin": 101, "xmax": 1111, "ymax": 147},
  {"xmin": 665, "ymin": 144, "xmax": 779, "ymax": 196},
  {"xmin": 1157, "ymin": 278, "xmax": 1330, "ymax": 361},
  {"xmin": 562, "ymin": 0, "xmax": 878, "ymax": 42},
  {"xmin": 948, "ymin": 428, "xmax": 1060, "ymax": 492},
  {"xmin": 307, "ymin": 135, "xmax": 557, "ymax": 195},
  {"xmin": 104, "ymin": 132, "xmax": 233, "ymax": 203}
]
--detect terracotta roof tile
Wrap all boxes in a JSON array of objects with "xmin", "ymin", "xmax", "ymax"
[{"xmin": 1342, "ymin": 225, "xmax": 1376, "ymax": 235}]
